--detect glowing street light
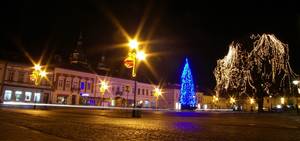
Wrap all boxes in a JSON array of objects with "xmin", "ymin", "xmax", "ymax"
[
  {"xmin": 40, "ymin": 70, "xmax": 47, "ymax": 78},
  {"xmin": 154, "ymin": 87, "xmax": 162, "ymax": 109},
  {"xmin": 99, "ymin": 80, "xmax": 109, "ymax": 106},
  {"xmin": 280, "ymin": 97, "xmax": 285, "ymax": 105},
  {"xmin": 249, "ymin": 98, "xmax": 255, "ymax": 105},
  {"xmin": 124, "ymin": 38, "xmax": 148, "ymax": 117},
  {"xmin": 212, "ymin": 95, "xmax": 219, "ymax": 109},
  {"xmin": 30, "ymin": 64, "xmax": 47, "ymax": 86},
  {"xmin": 293, "ymin": 80, "xmax": 300, "ymax": 85},
  {"xmin": 129, "ymin": 39, "xmax": 139, "ymax": 50},
  {"xmin": 136, "ymin": 51, "xmax": 146, "ymax": 61},
  {"xmin": 34, "ymin": 64, "xmax": 41, "ymax": 71},
  {"xmin": 230, "ymin": 97, "xmax": 236, "ymax": 104}
]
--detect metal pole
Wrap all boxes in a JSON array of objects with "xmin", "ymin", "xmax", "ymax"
[
  {"xmin": 102, "ymin": 92, "xmax": 104, "ymax": 106},
  {"xmin": 132, "ymin": 55, "xmax": 138, "ymax": 117},
  {"xmin": 296, "ymin": 96, "xmax": 299, "ymax": 114},
  {"xmin": 156, "ymin": 96, "xmax": 158, "ymax": 110}
]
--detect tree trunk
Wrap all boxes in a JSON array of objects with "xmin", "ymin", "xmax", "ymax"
[{"xmin": 257, "ymin": 87, "xmax": 264, "ymax": 112}]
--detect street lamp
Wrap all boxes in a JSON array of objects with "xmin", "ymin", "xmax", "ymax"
[
  {"xmin": 30, "ymin": 64, "xmax": 47, "ymax": 86},
  {"xmin": 30, "ymin": 63, "xmax": 47, "ymax": 109},
  {"xmin": 99, "ymin": 80, "xmax": 109, "ymax": 106},
  {"xmin": 154, "ymin": 87, "xmax": 162, "ymax": 109},
  {"xmin": 212, "ymin": 95, "xmax": 219, "ymax": 109},
  {"xmin": 124, "ymin": 39, "xmax": 147, "ymax": 117},
  {"xmin": 249, "ymin": 97, "xmax": 255, "ymax": 112},
  {"xmin": 230, "ymin": 97, "xmax": 236, "ymax": 104}
]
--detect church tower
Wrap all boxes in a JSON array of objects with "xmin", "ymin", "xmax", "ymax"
[{"xmin": 69, "ymin": 33, "xmax": 88, "ymax": 65}]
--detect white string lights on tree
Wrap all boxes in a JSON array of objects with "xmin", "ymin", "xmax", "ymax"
[
  {"xmin": 249, "ymin": 34, "xmax": 297, "ymax": 90},
  {"xmin": 214, "ymin": 34, "xmax": 297, "ymax": 101}
]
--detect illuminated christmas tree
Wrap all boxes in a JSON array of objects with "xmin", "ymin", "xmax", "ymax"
[{"xmin": 179, "ymin": 58, "xmax": 197, "ymax": 110}]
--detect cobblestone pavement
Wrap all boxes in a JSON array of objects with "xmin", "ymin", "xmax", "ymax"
[{"xmin": 1, "ymin": 107, "xmax": 300, "ymax": 141}]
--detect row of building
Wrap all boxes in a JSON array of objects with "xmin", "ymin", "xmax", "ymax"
[
  {"xmin": 0, "ymin": 60, "xmax": 164, "ymax": 107},
  {"xmin": 1, "ymin": 34, "xmax": 297, "ymax": 111},
  {"xmin": 1, "ymin": 59, "xmax": 298, "ymax": 111}
]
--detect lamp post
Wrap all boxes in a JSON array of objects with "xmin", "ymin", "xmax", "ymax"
[
  {"xmin": 269, "ymin": 95, "xmax": 272, "ymax": 112},
  {"xmin": 30, "ymin": 64, "xmax": 47, "ymax": 109},
  {"xmin": 30, "ymin": 64, "xmax": 47, "ymax": 86},
  {"xmin": 124, "ymin": 39, "xmax": 147, "ymax": 117},
  {"xmin": 229, "ymin": 97, "xmax": 236, "ymax": 110},
  {"xmin": 293, "ymin": 80, "xmax": 299, "ymax": 114},
  {"xmin": 249, "ymin": 97, "xmax": 255, "ymax": 112},
  {"xmin": 99, "ymin": 80, "xmax": 109, "ymax": 106},
  {"xmin": 212, "ymin": 95, "xmax": 219, "ymax": 109},
  {"xmin": 154, "ymin": 87, "xmax": 162, "ymax": 109}
]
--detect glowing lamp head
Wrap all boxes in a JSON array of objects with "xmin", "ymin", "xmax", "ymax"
[
  {"xmin": 34, "ymin": 64, "xmax": 41, "ymax": 71},
  {"xmin": 100, "ymin": 81, "xmax": 109, "ymax": 93},
  {"xmin": 154, "ymin": 88, "xmax": 162, "ymax": 97},
  {"xmin": 293, "ymin": 80, "xmax": 299, "ymax": 85},
  {"xmin": 280, "ymin": 97, "xmax": 285, "ymax": 104},
  {"xmin": 230, "ymin": 97, "xmax": 236, "ymax": 104},
  {"xmin": 40, "ymin": 70, "xmax": 47, "ymax": 77},
  {"xmin": 136, "ymin": 51, "xmax": 146, "ymax": 61},
  {"xmin": 129, "ymin": 39, "xmax": 138, "ymax": 49},
  {"xmin": 249, "ymin": 98, "xmax": 255, "ymax": 104}
]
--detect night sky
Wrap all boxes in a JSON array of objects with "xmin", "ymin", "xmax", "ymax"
[{"xmin": 1, "ymin": 0, "xmax": 300, "ymax": 91}]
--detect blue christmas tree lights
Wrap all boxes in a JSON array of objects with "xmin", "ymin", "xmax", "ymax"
[{"xmin": 179, "ymin": 58, "xmax": 197, "ymax": 109}]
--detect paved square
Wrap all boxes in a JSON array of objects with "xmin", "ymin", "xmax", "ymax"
[{"xmin": 1, "ymin": 108, "xmax": 300, "ymax": 141}]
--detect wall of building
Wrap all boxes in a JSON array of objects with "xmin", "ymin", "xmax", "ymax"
[{"xmin": 1, "ymin": 62, "xmax": 53, "ymax": 103}]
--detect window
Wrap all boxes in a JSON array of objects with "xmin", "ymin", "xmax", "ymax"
[
  {"xmin": 142, "ymin": 89, "xmax": 144, "ymax": 95},
  {"xmin": 4, "ymin": 90, "xmax": 12, "ymax": 101},
  {"xmin": 25, "ymin": 92, "xmax": 32, "ymax": 102},
  {"xmin": 80, "ymin": 82, "xmax": 85, "ymax": 90},
  {"xmin": 18, "ymin": 71, "xmax": 25, "ymax": 82},
  {"xmin": 117, "ymin": 87, "xmax": 120, "ymax": 92},
  {"xmin": 138, "ymin": 88, "xmax": 140, "ymax": 95},
  {"xmin": 72, "ymin": 81, "xmax": 78, "ymax": 91},
  {"xmin": 65, "ymin": 80, "xmax": 71, "ymax": 90},
  {"xmin": 15, "ymin": 91, "xmax": 22, "ymax": 102},
  {"xmin": 34, "ymin": 93, "xmax": 41, "ymax": 102},
  {"xmin": 57, "ymin": 96, "xmax": 67, "ymax": 104},
  {"xmin": 146, "ymin": 89, "xmax": 148, "ymax": 96},
  {"xmin": 58, "ymin": 79, "xmax": 64, "ymax": 89},
  {"xmin": 8, "ymin": 70, "xmax": 14, "ymax": 81},
  {"xmin": 112, "ymin": 86, "xmax": 115, "ymax": 92},
  {"xmin": 87, "ymin": 82, "xmax": 91, "ymax": 90}
]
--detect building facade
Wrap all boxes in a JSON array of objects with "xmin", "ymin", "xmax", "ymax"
[
  {"xmin": 0, "ymin": 61, "xmax": 160, "ymax": 108},
  {"xmin": 0, "ymin": 61, "xmax": 53, "ymax": 104}
]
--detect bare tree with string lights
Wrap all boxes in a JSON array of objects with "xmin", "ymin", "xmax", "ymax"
[{"xmin": 214, "ymin": 34, "xmax": 297, "ymax": 112}]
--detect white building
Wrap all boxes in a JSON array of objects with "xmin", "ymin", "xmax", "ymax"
[
  {"xmin": 0, "ymin": 61, "xmax": 53, "ymax": 104},
  {"xmin": 0, "ymin": 60, "xmax": 160, "ymax": 108}
]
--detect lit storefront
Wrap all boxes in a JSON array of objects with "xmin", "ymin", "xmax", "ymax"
[{"xmin": 2, "ymin": 86, "xmax": 50, "ymax": 103}]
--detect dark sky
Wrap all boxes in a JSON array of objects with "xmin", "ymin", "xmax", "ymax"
[{"xmin": 1, "ymin": 0, "xmax": 300, "ymax": 91}]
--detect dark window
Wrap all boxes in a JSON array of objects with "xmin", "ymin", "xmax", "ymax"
[
  {"xmin": 87, "ymin": 83, "xmax": 91, "ymax": 90},
  {"xmin": 8, "ymin": 70, "xmax": 14, "ymax": 81},
  {"xmin": 18, "ymin": 71, "xmax": 25, "ymax": 82},
  {"xmin": 142, "ymin": 89, "xmax": 144, "ymax": 95},
  {"xmin": 138, "ymin": 88, "xmax": 140, "ymax": 95}
]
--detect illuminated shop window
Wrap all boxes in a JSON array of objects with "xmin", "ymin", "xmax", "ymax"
[
  {"xmin": 34, "ymin": 93, "xmax": 41, "ymax": 102},
  {"xmin": 25, "ymin": 92, "xmax": 32, "ymax": 101},
  {"xmin": 4, "ymin": 90, "xmax": 12, "ymax": 101},
  {"xmin": 15, "ymin": 91, "xmax": 22, "ymax": 101}
]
